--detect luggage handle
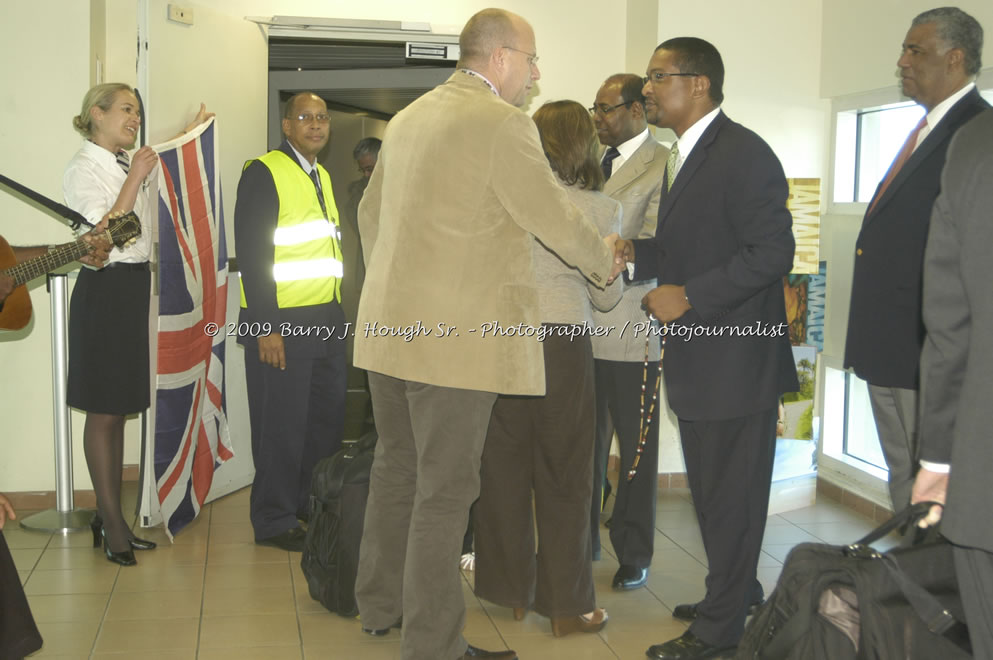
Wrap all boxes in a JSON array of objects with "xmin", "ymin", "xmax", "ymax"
[
  {"xmin": 849, "ymin": 501, "xmax": 937, "ymax": 549},
  {"xmin": 310, "ymin": 432, "xmax": 379, "ymax": 512}
]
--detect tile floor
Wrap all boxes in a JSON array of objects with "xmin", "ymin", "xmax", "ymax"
[{"xmin": 5, "ymin": 483, "xmax": 891, "ymax": 659}]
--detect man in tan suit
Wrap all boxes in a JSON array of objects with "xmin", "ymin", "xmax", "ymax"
[
  {"xmin": 588, "ymin": 74, "xmax": 669, "ymax": 591},
  {"xmin": 353, "ymin": 8, "xmax": 618, "ymax": 660}
]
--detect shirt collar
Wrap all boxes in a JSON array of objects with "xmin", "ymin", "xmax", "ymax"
[
  {"xmin": 287, "ymin": 141, "xmax": 317, "ymax": 174},
  {"xmin": 925, "ymin": 82, "xmax": 975, "ymax": 132},
  {"xmin": 82, "ymin": 139, "xmax": 122, "ymax": 168},
  {"xmin": 673, "ymin": 106, "xmax": 721, "ymax": 163},
  {"xmin": 614, "ymin": 128, "xmax": 651, "ymax": 163}
]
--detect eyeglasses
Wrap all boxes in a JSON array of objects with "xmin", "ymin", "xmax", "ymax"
[
  {"xmin": 502, "ymin": 45, "xmax": 539, "ymax": 66},
  {"xmin": 293, "ymin": 113, "xmax": 331, "ymax": 124},
  {"xmin": 588, "ymin": 101, "xmax": 632, "ymax": 117},
  {"xmin": 642, "ymin": 72, "xmax": 700, "ymax": 84}
]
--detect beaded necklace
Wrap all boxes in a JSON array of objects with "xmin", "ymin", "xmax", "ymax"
[{"xmin": 626, "ymin": 320, "xmax": 664, "ymax": 482}]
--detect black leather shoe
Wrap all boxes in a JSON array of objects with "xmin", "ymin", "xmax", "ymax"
[
  {"xmin": 129, "ymin": 535, "xmax": 157, "ymax": 551},
  {"xmin": 362, "ymin": 617, "xmax": 402, "ymax": 636},
  {"xmin": 612, "ymin": 564, "xmax": 648, "ymax": 590},
  {"xmin": 255, "ymin": 527, "xmax": 306, "ymax": 552},
  {"xmin": 646, "ymin": 630, "xmax": 735, "ymax": 659},
  {"xmin": 671, "ymin": 600, "xmax": 762, "ymax": 621},
  {"xmin": 461, "ymin": 644, "xmax": 517, "ymax": 659},
  {"xmin": 100, "ymin": 528, "xmax": 136, "ymax": 567},
  {"xmin": 92, "ymin": 515, "xmax": 157, "ymax": 550}
]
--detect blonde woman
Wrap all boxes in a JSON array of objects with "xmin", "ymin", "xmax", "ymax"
[{"xmin": 64, "ymin": 83, "xmax": 210, "ymax": 566}]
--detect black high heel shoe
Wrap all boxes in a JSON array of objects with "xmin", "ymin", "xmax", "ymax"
[
  {"xmin": 90, "ymin": 515, "xmax": 157, "ymax": 551},
  {"xmin": 101, "ymin": 528, "xmax": 137, "ymax": 567},
  {"xmin": 129, "ymin": 535, "xmax": 157, "ymax": 551},
  {"xmin": 90, "ymin": 515, "xmax": 102, "ymax": 548}
]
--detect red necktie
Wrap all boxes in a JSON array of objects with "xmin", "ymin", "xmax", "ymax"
[{"xmin": 866, "ymin": 117, "xmax": 927, "ymax": 215}]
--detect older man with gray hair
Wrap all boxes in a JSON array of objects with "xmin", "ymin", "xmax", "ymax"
[{"xmin": 844, "ymin": 6, "xmax": 988, "ymax": 512}]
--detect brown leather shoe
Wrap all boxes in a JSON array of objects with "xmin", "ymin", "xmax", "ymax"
[
  {"xmin": 550, "ymin": 607, "xmax": 608, "ymax": 637},
  {"xmin": 461, "ymin": 643, "xmax": 517, "ymax": 659},
  {"xmin": 512, "ymin": 607, "xmax": 527, "ymax": 621}
]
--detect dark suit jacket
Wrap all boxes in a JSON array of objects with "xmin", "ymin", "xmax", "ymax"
[
  {"xmin": 632, "ymin": 112, "xmax": 798, "ymax": 421},
  {"xmin": 918, "ymin": 109, "xmax": 993, "ymax": 552},
  {"xmin": 844, "ymin": 88, "xmax": 990, "ymax": 389},
  {"xmin": 234, "ymin": 140, "xmax": 345, "ymax": 358}
]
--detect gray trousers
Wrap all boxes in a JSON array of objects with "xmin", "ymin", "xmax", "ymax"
[
  {"xmin": 955, "ymin": 544, "xmax": 993, "ymax": 660},
  {"xmin": 355, "ymin": 372, "xmax": 496, "ymax": 660},
  {"xmin": 867, "ymin": 385, "xmax": 918, "ymax": 511}
]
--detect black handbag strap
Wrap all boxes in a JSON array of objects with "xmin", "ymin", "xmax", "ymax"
[{"xmin": 879, "ymin": 554, "xmax": 971, "ymax": 653}]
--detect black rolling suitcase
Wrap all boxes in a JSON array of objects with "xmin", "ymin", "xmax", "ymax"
[{"xmin": 300, "ymin": 430, "xmax": 377, "ymax": 617}]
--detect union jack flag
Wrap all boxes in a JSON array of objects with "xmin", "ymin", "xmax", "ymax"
[{"xmin": 153, "ymin": 118, "xmax": 233, "ymax": 538}]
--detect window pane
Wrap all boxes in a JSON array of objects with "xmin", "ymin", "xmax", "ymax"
[
  {"xmin": 855, "ymin": 103, "xmax": 925, "ymax": 202},
  {"xmin": 843, "ymin": 374, "xmax": 886, "ymax": 469}
]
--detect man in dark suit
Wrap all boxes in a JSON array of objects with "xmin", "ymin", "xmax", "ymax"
[
  {"xmin": 615, "ymin": 37, "xmax": 797, "ymax": 659},
  {"xmin": 235, "ymin": 92, "xmax": 346, "ymax": 552},
  {"xmin": 912, "ymin": 108, "xmax": 993, "ymax": 660},
  {"xmin": 588, "ymin": 73, "xmax": 668, "ymax": 590},
  {"xmin": 844, "ymin": 7, "xmax": 988, "ymax": 511}
]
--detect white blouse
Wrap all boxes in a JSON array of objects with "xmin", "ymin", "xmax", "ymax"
[{"xmin": 63, "ymin": 140, "xmax": 153, "ymax": 265}]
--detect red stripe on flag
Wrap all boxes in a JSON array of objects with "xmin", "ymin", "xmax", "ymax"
[{"xmin": 191, "ymin": 423, "xmax": 214, "ymax": 505}]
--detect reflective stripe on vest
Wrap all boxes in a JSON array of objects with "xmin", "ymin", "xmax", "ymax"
[{"xmin": 239, "ymin": 150, "xmax": 343, "ymax": 309}]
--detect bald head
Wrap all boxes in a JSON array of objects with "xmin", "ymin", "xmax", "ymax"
[
  {"xmin": 458, "ymin": 8, "xmax": 524, "ymax": 68},
  {"xmin": 283, "ymin": 92, "xmax": 324, "ymax": 119},
  {"xmin": 456, "ymin": 8, "xmax": 540, "ymax": 107}
]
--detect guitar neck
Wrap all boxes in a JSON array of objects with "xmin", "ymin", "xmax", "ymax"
[{"xmin": 3, "ymin": 239, "xmax": 91, "ymax": 286}]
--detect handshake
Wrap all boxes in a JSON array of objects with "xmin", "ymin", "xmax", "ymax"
[
  {"xmin": 604, "ymin": 236, "xmax": 691, "ymax": 323},
  {"xmin": 605, "ymin": 235, "xmax": 635, "ymax": 285}
]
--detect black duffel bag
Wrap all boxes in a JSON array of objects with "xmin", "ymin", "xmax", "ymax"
[
  {"xmin": 736, "ymin": 501, "xmax": 969, "ymax": 660},
  {"xmin": 300, "ymin": 430, "xmax": 377, "ymax": 617}
]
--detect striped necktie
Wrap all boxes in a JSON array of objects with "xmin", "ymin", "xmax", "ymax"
[{"xmin": 116, "ymin": 150, "xmax": 130, "ymax": 174}]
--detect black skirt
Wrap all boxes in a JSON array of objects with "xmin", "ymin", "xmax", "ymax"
[
  {"xmin": 67, "ymin": 265, "xmax": 151, "ymax": 415},
  {"xmin": 0, "ymin": 531, "xmax": 43, "ymax": 659}
]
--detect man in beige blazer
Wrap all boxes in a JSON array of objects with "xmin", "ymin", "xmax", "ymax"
[
  {"xmin": 588, "ymin": 74, "xmax": 669, "ymax": 591},
  {"xmin": 353, "ymin": 9, "xmax": 618, "ymax": 660}
]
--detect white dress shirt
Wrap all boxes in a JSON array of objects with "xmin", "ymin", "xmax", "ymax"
[
  {"xmin": 606, "ymin": 128, "xmax": 651, "ymax": 173},
  {"xmin": 63, "ymin": 140, "xmax": 152, "ymax": 265}
]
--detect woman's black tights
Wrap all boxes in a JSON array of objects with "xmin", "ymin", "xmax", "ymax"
[{"xmin": 83, "ymin": 413, "xmax": 131, "ymax": 553}]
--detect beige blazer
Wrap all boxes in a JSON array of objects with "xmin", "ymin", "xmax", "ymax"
[
  {"xmin": 592, "ymin": 133, "xmax": 669, "ymax": 362},
  {"xmin": 354, "ymin": 71, "xmax": 614, "ymax": 395}
]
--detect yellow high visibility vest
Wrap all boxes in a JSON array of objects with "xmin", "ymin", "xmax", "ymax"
[{"xmin": 239, "ymin": 150, "xmax": 343, "ymax": 308}]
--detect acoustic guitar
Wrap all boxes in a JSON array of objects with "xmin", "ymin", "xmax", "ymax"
[{"xmin": 0, "ymin": 212, "xmax": 141, "ymax": 331}]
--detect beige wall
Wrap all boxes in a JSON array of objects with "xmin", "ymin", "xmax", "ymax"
[
  {"xmin": 820, "ymin": 0, "xmax": 993, "ymax": 99},
  {"xmin": 0, "ymin": 2, "xmax": 97, "ymax": 492}
]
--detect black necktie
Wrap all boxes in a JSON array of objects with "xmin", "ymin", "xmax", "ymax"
[
  {"xmin": 601, "ymin": 147, "xmax": 620, "ymax": 181},
  {"xmin": 309, "ymin": 168, "xmax": 328, "ymax": 218}
]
